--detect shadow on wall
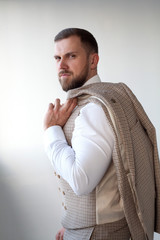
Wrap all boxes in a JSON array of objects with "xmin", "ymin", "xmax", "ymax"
[
  {"xmin": 0, "ymin": 159, "xmax": 29, "ymax": 240},
  {"xmin": 0, "ymin": 152, "xmax": 62, "ymax": 240}
]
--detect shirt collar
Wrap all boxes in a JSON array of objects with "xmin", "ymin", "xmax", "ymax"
[
  {"xmin": 66, "ymin": 75, "xmax": 101, "ymax": 99},
  {"xmin": 83, "ymin": 75, "xmax": 101, "ymax": 86}
]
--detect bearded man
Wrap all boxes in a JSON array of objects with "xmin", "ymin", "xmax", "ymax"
[{"xmin": 44, "ymin": 28, "xmax": 160, "ymax": 240}]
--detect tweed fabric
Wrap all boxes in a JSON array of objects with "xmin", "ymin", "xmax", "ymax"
[
  {"xmin": 59, "ymin": 176, "xmax": 96, "ymax": 229},
  {"xmin": 63, "ymin": 226, "xmax": 94, "ymax": 240},
  {"xmin": 67, "ymin": 82, "xmax": 160, "ymax": 240},
  {"xmin": 90, "ymin": 217, "xmax": 132, "ymax": 240},
  {"xmin": 63, "ymin": 218, "xmax": 132, "ymax": 240},
  {"xmin": 122, "ymin": 83, "xmax": 160, "ymax": 234}
]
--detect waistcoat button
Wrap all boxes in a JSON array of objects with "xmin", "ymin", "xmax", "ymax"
[{"xmin": 111, "ymin": 98, "xmax": 116, "ymax": 103}]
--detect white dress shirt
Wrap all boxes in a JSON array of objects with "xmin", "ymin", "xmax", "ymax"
[{"xmin": 44, "ymin": 75, "xmax": 114, "ymax": 195}]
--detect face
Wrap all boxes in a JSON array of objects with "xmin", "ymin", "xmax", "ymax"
[{"xmin": 54, "ymin": 35, "xmax": 92, "ymax": 92}]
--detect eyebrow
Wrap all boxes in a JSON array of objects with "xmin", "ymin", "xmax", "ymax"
[{"xmin": 54, "ymin": 51, "xmax": 78, "ymax": 58}]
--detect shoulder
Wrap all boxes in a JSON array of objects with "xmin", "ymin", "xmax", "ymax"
[
  {"xmin": 80, "ymin": 102, "xmax": 104, "ymax": 115},
  {"xmin": 76, "ymin": 102, "xmax": 109, "ymax": 127}
]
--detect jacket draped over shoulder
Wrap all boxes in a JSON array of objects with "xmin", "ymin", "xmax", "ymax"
[{"xmin": 67, "ymin": 82, "xmax": 160, "ymax": 240}]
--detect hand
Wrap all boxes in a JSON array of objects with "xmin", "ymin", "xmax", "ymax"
[
  {"xmin": 44, "ymin": 98, "xmax": 77, "ymax": 130},
  {"xmin": 55, "ymin": 227, "xmax": 65, "ymax": 240}
]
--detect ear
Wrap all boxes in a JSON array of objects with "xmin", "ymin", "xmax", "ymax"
[{"xmin": 90, "ymin": 53, "xmax": 99, "ymax": 70}]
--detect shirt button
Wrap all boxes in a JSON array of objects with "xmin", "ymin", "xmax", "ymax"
[
  {"xmin": 58, "ymin": 187, "xmax": 61, "ymax": 192},
  {"xmin": 57, "ymin": 175, "xmax": 61, "ymax": 178},
  {"xmin": 62, "ymin": 191, "xmax": 65, "ymax": 195},
  {"xmin": 64, "ymin": 206, "xmax": 67, "ymax": 210}
]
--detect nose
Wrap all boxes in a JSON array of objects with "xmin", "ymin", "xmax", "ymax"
[{"xmin": 58, "ymin": 58, "xmax": 68, "ymax": 70}]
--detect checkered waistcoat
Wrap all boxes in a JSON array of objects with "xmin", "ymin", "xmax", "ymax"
[{"xmin": 57, "ymin": 82, "xmax": 160, "ymax": 240}]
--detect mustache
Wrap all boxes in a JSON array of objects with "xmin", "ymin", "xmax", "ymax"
[{"xmin": 59, "ymin": 70, "xmax": 72, "ymax": 76}]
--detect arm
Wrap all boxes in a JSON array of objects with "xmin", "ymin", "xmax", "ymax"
[{"xmin": 44, "ymin": 102, "xmax": 114, "ymax": 195}]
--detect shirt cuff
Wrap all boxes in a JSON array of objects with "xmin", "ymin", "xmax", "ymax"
[{"xmin": 44, "ymin": 125, "xmax": 66, "ymax": 148}]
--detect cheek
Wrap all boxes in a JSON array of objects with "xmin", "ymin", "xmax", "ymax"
[
  {"xmin": 73, "ymin": 61, "xmax": 85, "ymax": 72},
  {"xmin": 68, "ymin": 63, "xmax": 78, "ymax": 72}
]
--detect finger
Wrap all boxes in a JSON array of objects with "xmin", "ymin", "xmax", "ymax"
[
  {"xmin": 64, "ymin": 98, "xmax": 77, "ymax": 111},
  {"xmin": 54, "ymin": 98, "xmax": 61, "ymax": 111},
  {"xmin": 71, "ymin": 98, "xmax": 77, "ymax": 107},
  {"xmin": 63, "ymin": 99, "xmax": 72, "ymax": 108},
  {"xmin": 68, "ymin": 98, "xmax": 77, "ymax": 112},
  {"xmin": 55, "ymin": 232, "xmax": 60, "ymax": 240},
  {"xmin": 48, "ymin": 103, "xmax": 54, "ymax": 111}
]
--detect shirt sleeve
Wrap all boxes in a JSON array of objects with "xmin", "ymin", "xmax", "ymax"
[{"xmin": 44, "ymin": 102, "xmax": 114, "ymax": 196}]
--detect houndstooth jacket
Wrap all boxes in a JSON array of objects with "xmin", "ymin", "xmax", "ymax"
[{"xmin": 64, "ymin": 82, "xmax": 160, "ymax": 240}]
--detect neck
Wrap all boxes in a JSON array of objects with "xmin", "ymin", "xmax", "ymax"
[{"xmin": 86, "ymin": 70, "xmax": 97, "ymax": 82}]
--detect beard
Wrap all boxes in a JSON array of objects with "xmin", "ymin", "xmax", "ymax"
[{"xmin": 58, "ymin": 63, "xmax": 89, "ymax": 92}]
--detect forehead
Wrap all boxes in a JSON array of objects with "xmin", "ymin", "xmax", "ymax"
[{"xmin": 54, "ymin": 35, "xmax": 85, "ymax": 55}]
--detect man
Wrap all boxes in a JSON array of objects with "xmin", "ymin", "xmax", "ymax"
[{"xmin": 44, "ymin": 28, "xmax": 160, "ymax": 240}]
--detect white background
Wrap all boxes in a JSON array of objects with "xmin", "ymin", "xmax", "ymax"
[{"xmin": 0, "ymin": 0, "xmax": 160, "ymax": 239}]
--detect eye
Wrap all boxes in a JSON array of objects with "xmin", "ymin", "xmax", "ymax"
[
  {"xmin": 69, "ymin": 54, "xmax": 76, "ymax": 59},
  {"xmin": 54, "ymin": 56, "xmax": 61, "ymax": 61}
]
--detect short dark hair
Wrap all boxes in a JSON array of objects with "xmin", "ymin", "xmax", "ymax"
[{"xmin": 54, "ymin": 28, "xmax": 98, "ymax": 54}]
